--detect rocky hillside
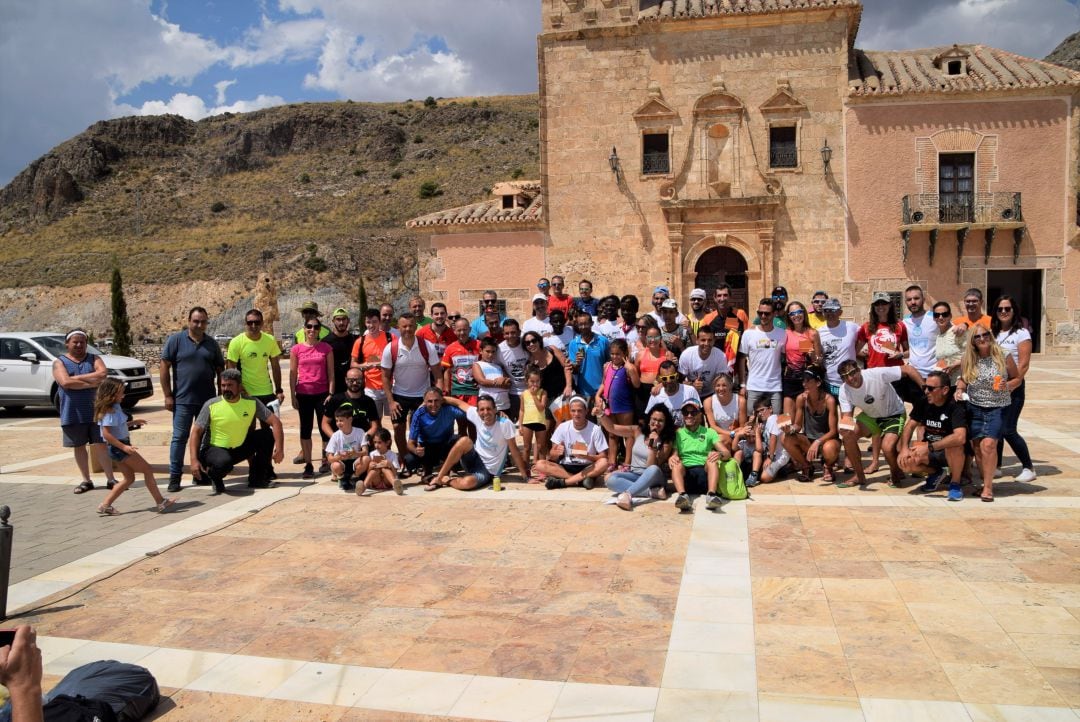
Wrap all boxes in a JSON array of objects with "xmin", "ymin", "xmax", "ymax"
[
  {"xmin": 0, "ymin": 96, "xmax": 539, "ymax": 336},
  {"xmin": 1045, "ymin": 31, "xmax": 1080, "ymax": 72}
]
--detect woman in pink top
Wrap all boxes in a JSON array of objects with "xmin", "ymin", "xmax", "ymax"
[
  {"xmin": 290, "ymin": 321, "xmax": 335, "ymax": 479},
  {"xmin": 782, "ymin": 301, "xmax": 823, "ymax": 418}
]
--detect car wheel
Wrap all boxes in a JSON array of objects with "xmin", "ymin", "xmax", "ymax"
[{"xmin": 51, "ymin": 386, "xmax": 61, "ymax": 412}]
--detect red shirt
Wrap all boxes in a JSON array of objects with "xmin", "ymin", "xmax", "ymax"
[
  {"xmin": 547, "ymin": 292, "xmax": 574, "ymax": 317},
  {"xmin": 441, "ymin": 340, "xmax": 481, "ymax": 398},
  {"xmin": 857, "ymin": 322, "xmax": 908, "ymax": 368},
  {"xmin": 417, "ymin": 324, "xmax": 456, "ymax": 360}
]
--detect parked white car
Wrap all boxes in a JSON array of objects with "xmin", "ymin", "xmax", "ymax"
[{"xmin": 0, "ymin": 332, "xmax": 154, "ymax": 411}]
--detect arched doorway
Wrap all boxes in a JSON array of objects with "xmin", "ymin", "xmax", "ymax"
[{"xmin": 694, "ymin": 246, "xmax": 749, "ymax": 312}]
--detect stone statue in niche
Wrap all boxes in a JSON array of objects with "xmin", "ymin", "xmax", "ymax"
[{"xmin": 707, "ymin": 123, "xmax": 732, "ymax": 197}]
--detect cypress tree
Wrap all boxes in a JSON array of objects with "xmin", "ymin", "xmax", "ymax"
[{"xmin": 110, "ymin": 265, "xmax": 133, "ymax": 356}]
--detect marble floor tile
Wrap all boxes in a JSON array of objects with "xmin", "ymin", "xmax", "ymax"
[
  {"xmin": 266, "ymin": 661, "xmax": 385, "ymax": 707},
  {"xmin": 987, "ymin": 605, "xmax": 1080, "ymax": 635},
  {"xmin": 1035, "ymin": 666, "xmax": 1080, "ymax": 706},
  {"xmin": 964, "ymin": 703, "xmax": 1080, "ymax": 722},
  {"xmin": 660, "ymin": 651, "xmax": 756, "ymax": 692},
  {"xmin": 448, "ymin": 676, "xmax": 563, "ymax": 722},
  {"xmin": 754, "ymin": 598, "xmax": 834, "ymax": 627},
  {"xmin": 756, "ymin": 652, "xmax": 857, "ymax": 697},
  {"xmin": 136, "ymin": 646, "xmax": 229, "ymax": 690},
  {"xmin": 939, "ymin": 662, "xmax": 1066, "ymax": 706},
  {"xmin": 44, "ymin": 640, "xmax": 157, "ymax": 676},
  {"xmin": 822, "ymin": 578, "xmax": 903, "ymax": 603},
  {"xmin": 923, "ymin": 627, "xmax": 1031, "ymax": 666},
  {"xmin": 754, "ymin": 624, "xmax": 845, "ymax": 660},
  {"xmin": 549, "ymin": 681, "xmax": 658, "ymax": 721},
  {"xmin": 354, "ymin": 668, "xmax": 474, "ymax": 717},
  {"xmin": 860, "ymin": 697, "xmax": 973, "ymax": 722},
  {"xmin": 1009, "ymin": 634, "xmax": 1080, "ymax": 669},
  {"xmin": 848, "ymin": 655, "xmax": 960, "ymax": 701},
  {"xmin": 758, "ymin": 692, "xmax": 866, "ymax": 722},
  {"xmin": 673, "ymin": 595, "xmax": 753, "ymax": 624},
  {"xmin": 185, "ymin": 653, "xmax": 306, "ymax": 697},
  {"xmin": 667, "ymin": 620, "xmax": 755, "ymax": 655},
  {"xmin": 653, "ymin": 689, "xmax": 757, "ymax": 722}
]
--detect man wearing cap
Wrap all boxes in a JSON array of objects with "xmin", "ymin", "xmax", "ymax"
[
  {"xmin": 523, "ymin": 294, "xmax": 554, "ymax": 337},
  {"xmin": 546, "ymin": 276, "xmax": 574, "ymax": 317},
  {"xmin": 189, "ymin": 369, "xmax": 284, "ymax": 493},
  {"xmin": 686, "ymin": 288, "xmax": 710, "ymax": 337},
  {"xmin": 658, "ymin": 299, "xmax": 691, "ymax": 355},
  {"xmin": 753, "ymin": 287, "xmax": 789, "ymax": 330},
  {"xmin": 648, "ymin": 286, "xmax": 687, "ymax": 326},
  {"xmin": 160, "ymin": 306, "xmax": 225, "ymax": 492},
  {"xmin": 53, "ymin": 328, "xmax": 113, "ymax": 494},
  {"xmin": 409, "ymin": 296, "xmax": 433, "ymax": 328},
  {"xmin": 294, "ymin": 301, "xmax": 330, "ymax": 343},
  {"xmin": 669, "ymin": 398, "xmax": 726, "ymax": 512},
  {"xmin": 535, "ymin": 396, "xmax": 609, "ymax": 489},
  {"xmin": 808, "ymin": 290, "xmax": 829, "ymax": 330},
  {"xmin": 470, "ymin": 290, "xmax": 506, "ymax": 342},
  {"xmin": 325, "ymin": 308, "xmax": 358, "ymax": 395},
  {"xmin": 646, "ymin": 359, "xmax": 702, "ymax": 427},
  {"xmin": 703, "ymin": 283, "xmax": 747, "ymax": 365},
  {"xmin": 816, "ymin": 298, "xmax": 860, "ymax": 396}
]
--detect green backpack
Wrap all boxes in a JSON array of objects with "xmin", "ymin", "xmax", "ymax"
[{"xmin": 719, "ymin": 457, "xmax": 748, "ymax": 500}]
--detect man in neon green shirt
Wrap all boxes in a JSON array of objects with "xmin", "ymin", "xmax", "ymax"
[
  {"xmin": 227, "ymin": 308, "xmax": 285, "ymax": 405},
  {"xmin": 189, "ymin": 370, "xmax": 284, "ymax": 494},
  {"xmin": 670, "ymin": 399, "xmax": 726, "ymax": 512}
]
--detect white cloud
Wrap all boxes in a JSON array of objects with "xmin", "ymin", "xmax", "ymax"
[
  {"xmin": 214, "ymin": 79, "xmax": 237, "ymax": 105},
  {"xmin": 227, "ymin": 15, "xmax": 326, "ymax": 67},
  {"xmin": 113, "ymin": 92, "xmax": 285, "ymax": 119}
]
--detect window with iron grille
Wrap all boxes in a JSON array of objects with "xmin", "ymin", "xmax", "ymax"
[
  {"xmin": 939, "ymin": 153, "xmax": 974, "ymax": 223},
  {"xmin": 476, "ymin": 299, "xmax": 508, "ymax": 316},
  {"xmin": 769, "ymin": 126, "xmax": 798, "ymax": 169},
  {"xmin": 642, "ymin": 132, "xmax": 670, "ymax": 175}
]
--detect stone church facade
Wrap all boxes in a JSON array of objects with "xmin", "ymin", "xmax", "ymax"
[{"xmin": 408, "ymin": 0, "xmax": 1080, "ymax": 352}]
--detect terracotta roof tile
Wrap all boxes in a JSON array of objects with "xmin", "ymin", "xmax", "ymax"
[
  {"xmin": 849, "ymin": 44, "xmax": 1080, "ymax": 97},
  {"xmin": 406, "ymin": 184, "xmax": 543, "ymax": 229},
  {"xmin": 639, "ymin": 0, "xmax": 861, "ymax": 21}
]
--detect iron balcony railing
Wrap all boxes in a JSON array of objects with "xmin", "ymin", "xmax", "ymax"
[
  {"xmin": 769, "ymin": 145, "xmax": 798, "ymax": 169},
  {"xmin": 642, "ymin": 151, "xmax": 670, "ymax": 175},
  {"xmin": 902, "ymin": 192, "xmax": 1022, "ymax": 226}
]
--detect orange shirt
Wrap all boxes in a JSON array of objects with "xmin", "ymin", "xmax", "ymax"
[
  {"xmin": 351, "ymin": 332, "xmax": 390, "ymax": 392},
  {"xmin": 958, "ymin": 314, "xmax": 992, "ymax": 331}
]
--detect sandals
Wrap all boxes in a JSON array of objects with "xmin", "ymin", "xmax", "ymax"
[
  {"xmin": 157, "ymin": 498, "xmax": 177, "ymax": 513},
  {"xmin": 981, "ymin": 492, "xmax": 994, "ymax": 503},
  {"xmin": 835, "ymin": 480, "xmax": 864, "ymax": 489},
  {"xmin": 822, "ymin": 467, "xmax": 835, "ymax": 483},
  {"xmin": 795, "ymin": 468, "xmax": 811, "ymax": 483},
  {"xmin": 616, "ymin": 492, "xmax": 633, "ymax": 511},
  {"xmin": 97, "ymin": 504, "xmax": 118, "ymax": 515},
  {"xmin": 74, "ymin": 480, "xmax": 94, "ymax": 494}
]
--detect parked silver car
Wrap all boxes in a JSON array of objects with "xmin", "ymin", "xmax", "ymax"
[{"xmin": 0, "ymin": 332, "xmax": 153, "ymax": 411}]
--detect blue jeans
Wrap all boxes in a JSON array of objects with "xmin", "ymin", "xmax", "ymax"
[
  {"xmin": 606, "ymin": 465, "xmax": 665, "ymax": 497},
  {"xmin": 169, "ymin": 403, "xmax": 201, "ymax": 478},
  {"xmin": 997, "ymin": 380, "xmax": 1033, "ymax": 469}
]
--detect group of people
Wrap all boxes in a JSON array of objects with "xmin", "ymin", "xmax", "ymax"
[{"xmin": 54, "ymin": 279, "xmax": 1036, "ymax": 513}]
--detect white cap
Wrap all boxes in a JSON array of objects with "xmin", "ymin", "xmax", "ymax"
[
  {"xmin": 532, "ymin": 293, "xmax": 548, "ymax": 303},
  {"xmin": 689, "ymin": 288, "xmax": 706, "ymax": 300},
  {"xmin": 660, "ymin": 299, "xmax": 678, "ymax": 310}
]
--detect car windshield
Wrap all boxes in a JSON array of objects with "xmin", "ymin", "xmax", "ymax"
[{"xmin": 33, "ymin": 335, "xmax": 105, "ymax": 357}]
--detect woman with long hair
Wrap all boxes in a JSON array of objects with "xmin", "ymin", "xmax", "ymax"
[
  {"xmin": 598, "ymin": 404, "xmax": 675, "ymax": 510},
  {"xmin": 521, "ymin": 330, "xmax": 571, "ymax": 457},
  {"xmin": 955, "ymin": 326, "xmax": 1018, "ymax": 502},
  {"xmin": 633, "ymin": 317, "xmax": 672, "ymax": 416},
  {"xmin": 781, "ymin": 300, "xmax": 823, "ymax": 418},
  {"xmin": 991, "ymin": 294, "xmax": 1036, "ymax": 483},
  {"xmin": 782, "ymin": 364, "xmax": 840, "ymax": 482},
  {"xmin": 290, "ymin": 320, "xmax": 335, "ymax": 479}
]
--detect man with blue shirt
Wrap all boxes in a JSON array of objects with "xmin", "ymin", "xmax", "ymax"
[
  {"xmin": 567, "ymin": 310, "xmax": 609, "ymax": 401},
  {"xmin": 160, "ymin": 307, "xmax": 225, "ymax": 492},
  {"xmin": 405, "ymin": 386, "xmax": 466, "ymax": 481},
  {"xmin": 470, "ymin": 290, "xmax": 507, "ymax": 342}
]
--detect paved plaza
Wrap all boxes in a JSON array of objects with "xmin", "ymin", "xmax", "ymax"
[{"xmin": 0, "ymin": 357, "xmax": 1078, "ymax": 721}]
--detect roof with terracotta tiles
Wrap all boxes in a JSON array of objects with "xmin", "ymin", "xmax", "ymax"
[
  {"xmin": 849, "ymin": 44, "xmax": 1080, "ymax": 97},
  {"xmin": 406, "ymin": 181, "xmax": 543, "ymax": 229},
  {"xmin": 638, "ymin": 0, "xmax": 861, "ymax": 22}
]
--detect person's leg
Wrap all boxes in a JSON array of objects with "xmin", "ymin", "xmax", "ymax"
[
  {"xmin": 626, "ymin": 465, "xmax": 665, "ymax": 497},
  {"xmin": 202, "ymin": 445, "xmax": 234, "ymax": 492},
  {"xmin": 840, "ymin": 423, "xmax": 871, "ymax": 485},
  {"xmin": 572, "ymin": 457, "xmax": 609, "ymax": 488},
  {"xmin": 705, "ymin": 460, "xmax": 719, "ymax": 495},
  {"xmin": 867, "ymin": 433, "xmax": 882, "ymax": 474},
  {"xmin": 605, "ymin": 470, "xmax": 637, "ymax": 493},
  {"xmin": 998, "ymin": 382, "xmax": 1033, "ymax": 472},
  {"xmin": 520, "ymin": 426, "xmax": 535, "ymax": 469},
  {"xmin": 979, "ymin": 437, "xmax": 997, "ymax": 499},
  {"xmin": 535, "ymin": 459, "xmax": 570, "ymax": 479},
  {"xmin": 434, "ymin": 436, "xmax": 473, "ymax": 485},
  {"xmin": 99, "ymin": 459, "xmax": 135, "ymax": 510},
  {"xmin": 783, "ymin": 433, "xmax": 811, "ymax": 473},
  {"xmin": 450, "ymin": 449, "xmax": 491, "ymax": 490},
  {"xmin": 168, "ymin": 403, "xmax": 197, "ymax": 481},
  {"xmin": 821, "ymin": 439, "xmax": 840, "ymax": 480},
  {"xmin": 125, "ymin": 452, "xmax": 165, "ymax": 505},
  {"xmin": 883, "ymin": 432, "xmax": 903, "ymax": 483},
  {"xmin": 246, "ymin": 428, "xmax": 275, "ymax": 485},
  {"xmin": 72, "ymin": 443, "xmax": 91, "ymax": 482}
]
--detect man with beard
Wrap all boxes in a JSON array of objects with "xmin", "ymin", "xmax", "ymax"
[
  {"xmin": 498, "ymin": 319, "xmax": 529, "ymax": 422},
  {"xmin": 189, "ymin": 369, "xmax": 284, "ymax": 494},
  {"xmin": 417, "ymin": 302, "xmax": 456, "ymax": 359},
  {"xmin": 325, "ymin": 308, "xmax": 358, "ymax": 398},
  {"xmin": 704, "ymin": 284, "xmax": 747, "ymax": 366}
]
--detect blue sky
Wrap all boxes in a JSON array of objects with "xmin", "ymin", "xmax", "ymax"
[{"xmin": 1, "ymin": 0, "xmax": 1077, "ymax": 187}]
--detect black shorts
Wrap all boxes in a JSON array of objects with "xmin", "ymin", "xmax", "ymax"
[
  {"xmin": 391, "ymin": 394, "xmax": 423, "ymax": 426},
  {"xmin": 684, "ymin": 465, "xmax": 710, "ymax": 495},
  {"xmin": 782, "ymin": 376, "xmax": 804, "ymax": 400},
  {"xmin": 523, "ymin": 422, "xmax": 546, "ymax": 432},
  {"xmin": 928, "ymin": 449, "xmax": 948, "ymax": 471}
]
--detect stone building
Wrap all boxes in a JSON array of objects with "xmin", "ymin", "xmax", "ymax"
[{"xmin": 408, "ymin": 0, "xmax": 1080, "ymax": 351}]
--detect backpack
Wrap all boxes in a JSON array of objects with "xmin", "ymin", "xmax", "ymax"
[
  {"xmin": 718, "ymin": 457, "xmax": 748, "ymax": 500},
  {"xmin": 42, "ymin": 660, "xmax": 160, "ymax": 722},
  {"xmin": 388, "ymin": 334, "xmax": 432, "ymax": 371}
]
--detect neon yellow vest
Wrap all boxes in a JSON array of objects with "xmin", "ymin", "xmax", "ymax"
[{"xmin": 209, "ymin": 397, "xmax": 257, "ymax": 449}]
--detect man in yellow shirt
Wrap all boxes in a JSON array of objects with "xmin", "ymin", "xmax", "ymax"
[{"xmin": 189, "ymin": 370, "xmax": 284, "ymax": 494}]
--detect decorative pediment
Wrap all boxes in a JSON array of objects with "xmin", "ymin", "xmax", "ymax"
[
  {"xmin": 633, "ymin": 84, "xmax": 678, "ymax": 121},
  {"xmin": 932, "ymin": 44, "xmax": 970, "ymax": 66},
  {"xmin": 693, "ymin": 91, "xmax": 743, "ymax": 118},
  {"xmin": 760, "ymin": 80, "xmax": 807, "ymax": 115}
]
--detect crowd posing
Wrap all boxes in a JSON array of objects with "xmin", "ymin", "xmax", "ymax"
[{"xmin": 52, "ymin": 277, "xmax": 1037, "ymax": 514}]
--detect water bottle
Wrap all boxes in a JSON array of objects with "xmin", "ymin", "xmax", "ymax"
[
  {"xmin": 493, "ymin": 475, "xmax": 502, "ymax": 492},
  {"xmin": 266, "ymin": 398, "xmax": 282, "ymax": 416}
]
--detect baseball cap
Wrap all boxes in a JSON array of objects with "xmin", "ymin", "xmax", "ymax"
[
  {"xmin": 532, "ymin": 293, "xmax": 548, "ymax": 303},
  {"xmin": 660, "ymin": 299, "xmax": 678, "ymax": 310},
  {"xmin": 872, "ymin": 291, "xmax": 892, "ymax": 304},
  {"xmin": 653, "ymin": 285, "xmax": 670, "ymax": 295},
  {"xmin": 822, "ymin": 298, "xmax": 842, "ymax": 312},
  {"xmin": 771, "ymin": 286, "xmax": 788, "ymax": 298},
  {"xmin": 689, "ymin": 288, "xmax": 707, "ymax": 300},
  {"xmin": 332, "ymin": 307, "xmax": 349, "ymax": 318},
  {"xmin": 680, "ymin": 398, "xmax": 703, "ymax": 412},
  {"xmin": 297, "ymin": 300, "xmax": 322, "ymax": 315}
]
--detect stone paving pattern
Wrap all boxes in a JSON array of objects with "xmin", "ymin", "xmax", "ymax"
[{"xmin": 1, "ymin": 356, "xmax": 1078, "ymax": 720}]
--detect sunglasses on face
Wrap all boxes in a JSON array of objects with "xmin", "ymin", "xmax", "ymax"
[
  {"xmin": 923, "ymin": 384, "xmax": 944, "ymax": 393},
  {"xmin": 246, "ymin": 320, "xmax": 262, "ymax": 326},
  {"xmin": 682, "ymin": 408, "xmax": 701, "ymax": 416},
  {"xmin": 788, "ymin": 310, "xmax": 805, "ymax": 317},
  {"xmin": 996, "ymin": 306, "xmax": 1013, "ymax": 313},
  {"xmin": 932, "ymin": 312, "xmax": 951, "ymax": 318},
  {"xmin": 305, "ymin": 324, "xmax": 320, "ymax": 329},
  {"xmin": 524, "ymin": 339, "xmax": 540, "ymax": 346},
  {"xmin": 552, "ymin": 283, "xmax": 564, "ymax": 287},
  {"xmin": 657, "ymin": 374, "xmax": 678, "ymax": 383},
  {"xmin": 840, "ymin": 370, "xmax": 859, "ymax": 379},
  {"xmin": 448, "ymin": 314, "xmax": 461, "ymax": 320},
  {"xmin": 646, "ymin": 335, "xmax": 662, "ymax": 343},
  {"xmin": 758, "ymin": 310, "xmax": 774, "ymax": 317},
  {"xmin": 973, "ymin": 333, "xmax": 991, "ymax": 341}
]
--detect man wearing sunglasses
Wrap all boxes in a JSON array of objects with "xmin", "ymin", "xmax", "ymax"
[
  {"xmin": 808, "ymin": 290, "xmax": 829, "ymax": 329},
  {"xmin": 469, "ymin": 290, "xmax": 507, "ymax": 342},
  {"xmin": 738, "ymin": 298, "xmax": 786, "ymax": 412},
  {"xmin": 226, "ymin": 308, "xmax": 285, "ymax": 481},
  {"xmin": 547, "ymin": 275, "xmax": 575, "ymax": 316},
  {"xmin": 898, "ymin": 370, "xmax": 968, "ymax": 501},
  {"xmin": 523, "ymin": 293, "xmax": 554, "ymax": 337},
  {"xmin": 817, "ymin": 298, "xmax": 859, "ymax": 396},
  {"xmin": 670, "ymin": 398, "xmax": 726, "ymax": 512},
  {"xmin": 645, "ymin": 359, "xmax": 701, "ymax": 427},
  {"xmin": 703, "ymin": 283, "xmax": 747, "ymax": 365},
  {"xmin": 572, "ymin": 279, "xmax": 599, "ymax": 317}
]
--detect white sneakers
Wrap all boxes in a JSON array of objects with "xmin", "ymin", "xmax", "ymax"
[{"xmin": 1014, "ymin": 468, "xmax": 1038, "ymax": 483}]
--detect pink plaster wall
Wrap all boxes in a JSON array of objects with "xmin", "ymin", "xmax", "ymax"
[
  {"xmin": 845, "ymin": 97, "xmax": 1071, "ymax": 301},
  {"xmin": 428, "ymin": 230, "xmax": 545, "ymax": 319}
]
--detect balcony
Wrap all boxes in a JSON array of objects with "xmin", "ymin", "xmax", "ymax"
[
  {"xmin": 642, "ymin": 151, "xmax": 670, "ymax": 175},
  {"xmin": 901, "ymin": 192, "xmax": 1024, "ymax": 231}
]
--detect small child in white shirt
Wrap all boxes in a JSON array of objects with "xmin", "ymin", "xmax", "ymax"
[
  {"xmin": 326, "ymin": 406, "xmax": 369, "ymax": 492},
  {"xmin": 362, "ymin": 428, "xmax": 402, "ymax": 496}
]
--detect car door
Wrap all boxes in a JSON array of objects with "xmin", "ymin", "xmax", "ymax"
[{"xmin": 0, "ymin": 338, "xmax": 52, "ymax": 404}]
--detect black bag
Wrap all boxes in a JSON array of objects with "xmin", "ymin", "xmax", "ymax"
[
  {"xmin": 42, "ymin": 694, "xmax": 118, "ymax": 722},
  {"xmin": 43, "ymin": 660, "xmax": 160, "ymax": 722}
]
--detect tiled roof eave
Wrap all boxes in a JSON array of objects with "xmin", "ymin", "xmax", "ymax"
[{"xmin": 847, "ymin": 81, "xmax": 1080, "ymax": 99}]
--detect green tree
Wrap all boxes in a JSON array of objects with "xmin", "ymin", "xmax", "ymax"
[
  {"xmin": 110, "ymin": 264, "xmax": 133, "ymax": 355},
  {"xmin": 358, "ymin": 273, "xmax": 369, "ymax": 317}
]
